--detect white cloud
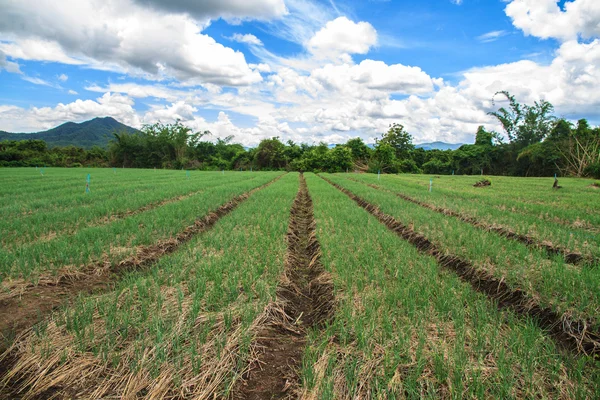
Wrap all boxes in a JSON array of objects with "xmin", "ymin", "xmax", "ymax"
[
  {"xmin": 85, "ymin": 83, "xmax": 193, "ymax": 102},
  {"xmin": 68, "ymin": 90, "xmax": 78, "ymax": 95},
  {"xmin": 0, "ymin": 50, "xmax": 21, "ymax": 74},
  {"xmin": 477, "ymin": 30, "xmax": 509, "ymax": 43},
  {"xmin": 459, "ymin": 39, "xmax": 600, "ymax": 116},
  {"xmin": 310, "ymin": 60, "xmax": 435, "ymax": 95},
  {"xmin": 505, "ymin": 0, "xmax": 600, "ymax": 42},
  {"xmin": 0, "ymin": 93, "xmax": 139, "ymax": 132},
  {"xmin": 22, "ymin": 76, "xmax": 55, "ymax": 87},
  {"xmin": 228, "ymin": 33, "xmax": 263, "ymax": 46},
  {"xmin": 0, "ymin": 0, "xmax": 262, "ymax": 86},
  {"xmin": 58, "ymin": 74, "xmax": 68, "ymax": 82},
  {"xmin": 307, "ymin": 17, "xmax": 377, "ymax": 59}
]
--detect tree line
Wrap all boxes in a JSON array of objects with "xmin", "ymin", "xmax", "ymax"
[{"xmin": 1, "ymin": 92, "xmax": 599, "ymax": 178}]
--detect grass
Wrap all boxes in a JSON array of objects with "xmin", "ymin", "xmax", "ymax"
[
  {"xmin": 1, "ymin": 168, "xmax": 600, "ymax": 398},
  {"xmin": 323, "ymin": 173, "xmax": 600, "ymax": 328},
  {"xmin": 1, "ymin": 173, "xmax": 299, "ymax": 399},
  {"xmin": 1, "ymin": 171, "xmax": 259, "ymax": 248},
  {"xmin": 347, "ymin": 173, "xmax": 600, "ymax": 260},
  {"xmin": 302, "ymin": 173, "xmax": 600, "ymax": 399},
  {"xmin": 0, "ymin": 169, "xmax": 283, "ymax": 281}
]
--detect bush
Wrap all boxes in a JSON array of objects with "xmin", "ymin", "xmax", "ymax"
[{"xmin": 584, "ymin": 163, "xmax": 600, "ymax": 179}]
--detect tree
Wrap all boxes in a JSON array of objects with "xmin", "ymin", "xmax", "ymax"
[
  {"xmin": 254, "ymin": 137, "xmax": 286, "ymax": 169},
  {"xmin": 556, "ymin": 119, "xmax": 600, "ymax": 177},
  {"xmin": 474, "ymin": 126, "xmax": 493, "ymax": 146},
  {"xmin": 376, "ymin": 123, "xmax": 415, "ymax": 160},
  {"xmin": 345, "ymin": 137, "xmax": 371, "ymax": 161},
  {"xmin": 489, "ymin": 91, "xmax": 555, "ymax": 148},
  {"xmin": 370, "ymin": 142, "xmax": 396, "ymax": 173}
]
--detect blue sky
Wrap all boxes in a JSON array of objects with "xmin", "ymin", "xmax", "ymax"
[{"xmin": 0, "ymin": 0, "xmax": 599, "ymax": 145}]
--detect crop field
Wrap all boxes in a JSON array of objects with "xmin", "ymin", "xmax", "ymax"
[{"xmin": 1, "ymin": 168, "xmax": 600, "ymax": 399}]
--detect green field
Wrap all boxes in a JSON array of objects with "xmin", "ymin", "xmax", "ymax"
[{"xmin": 1, "ymin": 168, "xmax": 599, "ymax": 399}]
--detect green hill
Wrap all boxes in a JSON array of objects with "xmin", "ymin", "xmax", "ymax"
[{"xmin": 0, "ymin": 117, "xmax": 140, "ymax": 148}]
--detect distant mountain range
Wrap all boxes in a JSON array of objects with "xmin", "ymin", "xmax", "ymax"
[
  {"xmin": 415, "ymin": 141, "xmax": 464, "ymax": 151},
  {"xmin": 0, "ymin": 117, "xmax": 140, "ymax": 148}
]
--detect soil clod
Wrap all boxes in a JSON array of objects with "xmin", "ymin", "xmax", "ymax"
[
  {"xmin": 553, "ymin": 178, "xmax": 562, "ymax": 189},
  {"xmin": 474, "ymin": 179, "xmax": 491, "ymax": 187}
]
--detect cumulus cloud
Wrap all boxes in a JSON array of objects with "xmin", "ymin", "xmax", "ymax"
[
  {"xmin": 460, "ymin": 39, "xmax": 600, "ymax": 115},
  {"xmin": 307, "ymin": 17, "xmax": 377, "ymax": 59},
  {"xmin": 132, "ymin": 0, "xmax": 287, "ymax": 21},
  {"xmin": 505, "ymin": 0, "xmax": 600, "ymax": 41},
  {"xmin": 57, "ymin": 74, "xmax": 68, "ymax": 82},
  {"xmin": 0, "ymin": 0, "xmax": 261, "ymax": 86},
  {"xmin": 228, "ymin": 33, "xmax": 263, "ymax": 46},
  {"xmin": 0, "ymin": 93, "xmax": 139, "ymax": 132}
]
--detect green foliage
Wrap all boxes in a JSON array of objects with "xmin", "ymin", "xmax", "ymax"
[
  {"xmin": 253, "ymin": 137, "xmax": 286, "ymax": 169},
  {"xmin": 376, "ymin": 123, "xmax": 415, "ymax": 159},
  {"xmin": 585, "ymin": 163, "xmax": 600, "ymax": 179},
  {"xmin": 0, "ymin": 139, "xmax": 108, "ymax": 167},
  {"xmin": 489, "ymin": 91, "xmax": 555, "ymax": 148}
]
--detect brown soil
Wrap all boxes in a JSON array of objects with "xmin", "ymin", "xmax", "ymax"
[
  {"xmin": 474, "ymin": 179, "xmax": 491, "ymax": 187},
  {"xmin": 323, "ymin": 176, "xmax": 600, "ymax": 356},
  {"xmin": 590, "ymin": 183, "xmax": 600, "ymax": 189},
  {"xmin": 350, "ymin": 178, "xmax": 589, "ymax": 266},
  {"xmin": 235, "ymin": 174, "xmax": 333, "ymax": 400},
  {"xmin": 0, "ymin": 175, "xmax": 284, "ymax": 353}
]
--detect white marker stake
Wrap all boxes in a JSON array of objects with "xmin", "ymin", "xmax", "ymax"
[
  {"xmin": 378, "ymin": 170, "xmax": 381, "ymax": 181},
  {"xmin": 429, "ymin": 178, "xmax": 433, "ymax": 192}
]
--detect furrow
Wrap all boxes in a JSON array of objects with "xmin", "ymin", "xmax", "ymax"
[
  {"xmin": 348, "ymin": 177, "xmax": 590, "ymax": 266},
  {"xmin": 0, "ymin": 174, "xmax": 285, "ymax": 349},
  {"xmin": 235, "ymin": 174, "xmax": 333, "ymax": 400},
  {"xmin": 322, "ymin": 175, "xmax": 600, "ymax": 356}
]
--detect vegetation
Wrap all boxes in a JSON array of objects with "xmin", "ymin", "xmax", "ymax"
[
  {"xmin": 1, "ymin": 168, "xmax": 599, "ymax": 398},
  {"xmin": 324, "ymin": 173, "xmax": 600, "ymax": 328},
  {"xmin": 0, "ymin": 168, "xmax": 282, "ymax": 281},
  {"xmin": 2, "ymin": 92, "xmax": 599, "ymax": 178},
  {"xmin": 302, "ymin": 173, "xmax": 600, "ymax": 398}
]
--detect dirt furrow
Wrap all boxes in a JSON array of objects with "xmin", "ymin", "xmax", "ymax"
[
  {"xmin": 348, "ymin": 177, "xmax": 591, "ymax": 266},
  {"xmin": 323, "ymin": 176, "xmax": 600, "ymax": 356},
  {"xmin": 0, "ymin": 174, "xmax": 285, "ymax": 350},
  {"xmin": 235, "ymin": 174, "xmax": 333, "ymax": 400}
]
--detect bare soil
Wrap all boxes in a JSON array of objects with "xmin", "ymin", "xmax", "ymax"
[{"xmin": 235, "ymin": 174, "xmax": 333, "ymax": 400}]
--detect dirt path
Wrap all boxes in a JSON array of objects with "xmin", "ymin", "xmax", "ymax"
[
  {"xmin": 0, "ymin": 174, "xmax": 285, "ymax": 352},
  {"xmin": 347, "ymin": 177, "xmax": 591, "ymax": 266},
  {"xmin": 323, "ymin": 176, "xmax": 600, "ymax": 357},
  {"xmin": 236, "ymin": 174, "xmax": 333, "ymax": 400}
]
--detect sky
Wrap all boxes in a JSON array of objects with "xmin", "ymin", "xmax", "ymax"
[{"xmin": 0, "ymin": 0, "xmax": 599, "ymax": 146}]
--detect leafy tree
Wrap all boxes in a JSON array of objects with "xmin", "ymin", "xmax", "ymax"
[
  {"xmin": 345, "ymin": 137, "xmax": 371, "ymax": 161},
  {"xmin": 489, "ymin": 91, "xmax": 555, "ymax": 148},
  {"xmin": 254, "ymin": 137, "xmax": 286, "ymax": 169},
  {"xmin": 376, "ymin": 123, "xmax": 415, "ymax": 159}
]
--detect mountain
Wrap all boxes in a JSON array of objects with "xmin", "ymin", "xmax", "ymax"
[
  {"xmin": 0, "ymin": 117, "xmax": 140, "ymax": 148},
  {"xmin": 415, "ymin": 141, "xmax": 464, "ymax": 151}
]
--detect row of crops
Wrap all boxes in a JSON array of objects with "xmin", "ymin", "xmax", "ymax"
[{"xmin": 0, "ymin": 168, "xmax": 599, "ymax": 398}]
